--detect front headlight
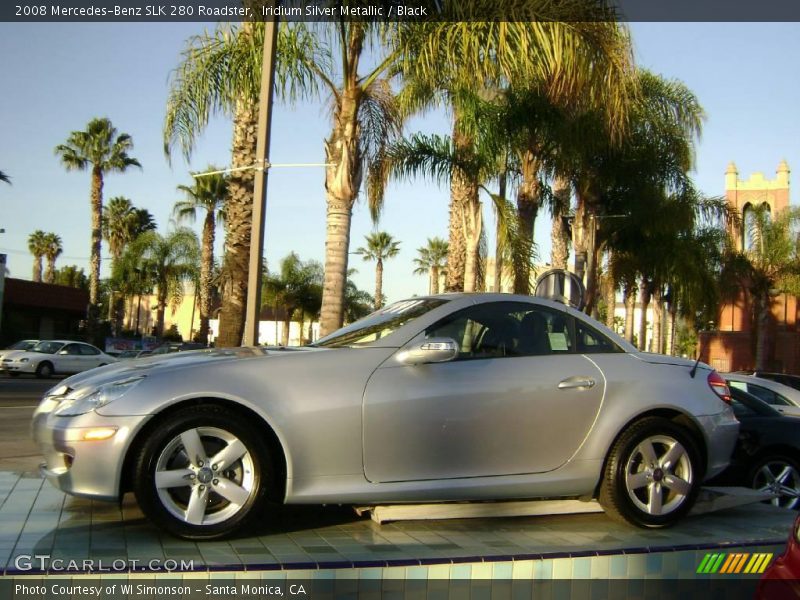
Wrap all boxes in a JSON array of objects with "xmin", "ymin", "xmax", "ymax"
[{"xmin": 54, "ymin": 376, "xmax": 145, "ymax": 417}]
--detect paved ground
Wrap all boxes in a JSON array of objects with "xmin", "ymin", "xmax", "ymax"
[{"xmin": 0, "ymin": 376, "xmax": 62, "ymax": 472}]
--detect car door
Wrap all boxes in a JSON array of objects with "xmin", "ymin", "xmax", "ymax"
[
  {"xmin": 78, "ymin": 343, "xmax": 103, "ymax": 370},
  {"xmin": 362, "ymin": 301, "xmax": 606, "ymax": 483},
  {"xmin": 56, "ymin": 344, "xmax": 83, "ymax": 373}
]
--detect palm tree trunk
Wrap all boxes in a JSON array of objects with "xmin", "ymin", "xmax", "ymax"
[
  {"xmin": 319, "ymin": 83, "xmax": 363, "ymax": 336},
  {"xmin": 638, "ymin": 280, "xmax": 651, "ymax": 351},
  {"xmin": 754, "ymin": 293, "xmax": 772, "ymax": 370},
  {"xmin": 89, "ymin": 167, "xmax": 103, "ymax": 307},
  {"xmin": 198, "ymin": 212, "xmax": 215, "ymax": 345},
  {"xmin": 430, "ymin": 265, "xmax": 439, "ymax": 295},
  {"xmin": 666, "ymin": 300, "xmax": 677, "ymax": 356},
  {"xmin": 605, "ymin": 272, "xmax": 616, "ymax": 329},
  {"xmin": 45, "ymin": 258, "xmax": 55, "ymax": 284},
  {"xmin": 514, "ymin": 150, "xmax": 541, "ymax": 294},
  {"xmin": 623, "ymin": 281, "xmax": 636, "ymax": 344},
  {"xmin": 374, "ymin": 259, "xmax": 383, "ymax": 309},
  {"xmin": 156, "ymin": 292, "xmax": 167, "ymax": 338},
  {"xmin": 281, "ymin": 308, "xmax": 293, "ymax": 346},
  {"xmin": 32, "ymin": 257, "xmax": 43, "ymax": 282},
  {"xmin": 494, "ymin": 170, "xmax": 507, "ymax": 292},
  {"xmin": 217, "ymin": 99, "xmax": 258, "ymax": 347},
  {"xmin": 550, "ymin": 177, "xmax": 571, "ymax": 269},
  {"xmin": 652, "ymin": 287, "xmax": 663, "ymax": 354},
  {"xmin": 462, "ymin": 198, "xmax": 482, "ymax": 293},
  {"xmin": 445, "ymin": 124, "xmax": 470, "ymax": 293}
]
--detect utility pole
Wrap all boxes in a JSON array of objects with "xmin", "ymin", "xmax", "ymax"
[{"xmin": 243, "ymin": 14, "xmax": 278, "ymax": 346}]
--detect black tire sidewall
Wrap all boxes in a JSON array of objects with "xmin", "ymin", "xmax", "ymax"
[
  {"xmin": 133, "ymin": 406, "xmax": 274, "ymax": 540},
  {"xmin": 605, "ymin": 418, "xmax": 702, "ymax": 528}
]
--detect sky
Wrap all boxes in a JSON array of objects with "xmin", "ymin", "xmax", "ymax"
[{"xmin": 1, "ymin": 22, "xmax": 800, "ymax": 305}]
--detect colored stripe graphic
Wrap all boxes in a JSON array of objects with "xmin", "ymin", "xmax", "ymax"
[{"xmin": 698, "ymin": 553, "xmax": 774, "ymax": 575}]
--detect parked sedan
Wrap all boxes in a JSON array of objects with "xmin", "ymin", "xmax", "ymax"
[
  {"xmin": 738, "ymin": 371, "xmax": 800, "ymax": 393},
  {"xmin": 725, "ymin": 373, "xmax": 800, "ymax": 417},
  {"xmin": 0, "ymin": 339, "xmax": 40, "ymax": 362},
  {"xmin": 2, "ymin": 340, "xmax": 117, "ymax": 378},
  {"xmin": 32, "ymin": 294, "xmax": 739, "ymax": 539},
  {"xmin": 711, "ymin": 387, "xmax": 800, "ymax": 509}
]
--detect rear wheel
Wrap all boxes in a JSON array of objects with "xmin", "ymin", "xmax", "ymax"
[
  {"xmin": 599, "ymin": 417, "xmax": 702, "ymax": 528},
  {"xmin": 749, "ymin": 455, "xmax": 800, "ymax": 510},
  {"xmin": 132, "ymin": 405, "xmax": 276, "ymax": 539}
]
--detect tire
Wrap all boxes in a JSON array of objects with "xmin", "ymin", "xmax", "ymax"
[
  {"xmin": 599, "ymin": 417, "xmax": 702, "ymax": 528},
  {"xmin": 35, "ymin": 362, "xmax": 54, "ymax": 379},
  {"xmin": 132, "ymin": 404, "xmax": 276, "ymax": 540},
  {"xmin": 748, "ymin": 454, "xmax": 800, "ymax": 510}
]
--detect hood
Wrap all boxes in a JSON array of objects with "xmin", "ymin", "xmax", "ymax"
[
  {"xmin": 51, "ymin": 346, "xmax": 324, "ymax": 392},
  {"xmin": 631, "ymin": 352, "xmax": 710, "ymax": 371},
  {"xmin": 0, "ymin": 349, "xmax": 29, "ymax": 361},
  {"xmin": 3, "ymin": 350, "xmax": 54, "ymax": 361}
]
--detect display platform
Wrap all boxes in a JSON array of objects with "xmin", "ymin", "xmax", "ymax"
[{"xmin": 0, "ymin": 471, "xmax": 793, "ymax": 597}]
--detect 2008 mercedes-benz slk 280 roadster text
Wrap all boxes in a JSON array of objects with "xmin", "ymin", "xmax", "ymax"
[{"xmin": 32, "ymin": 294, "xmax": 739, "ymax": 539}]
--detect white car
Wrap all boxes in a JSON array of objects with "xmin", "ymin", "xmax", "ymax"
[
  {"xmin": 1, "ymin": 340, "xmax": 117, "ymax": 378},
  {"xmin": 724, "ymin": 373, "xmax": 800, "ymax": 417},
  {"xmin": 0, "ymin": 339, "xmax": 40, "ymax": 364}
]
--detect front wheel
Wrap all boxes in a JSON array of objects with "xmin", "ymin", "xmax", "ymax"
[
  {"xmin": 749, "ymin": 455, "xmax": 800, "ymax": 510},
  {"xmin": 599, "ymin": 417, "xmax": 702, "ymax": 528},
  {"xmin": 132, "ymin": 405, "xmax": 276, "ymax": 539},
  {"xmin": 35, "ymin": 362, "xmax": 54, "ymax": 378}
]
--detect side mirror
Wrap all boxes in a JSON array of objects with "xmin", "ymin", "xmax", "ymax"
[{"xmin": 397, "ymin": 337, "xmax": 458, "ymax": 365}]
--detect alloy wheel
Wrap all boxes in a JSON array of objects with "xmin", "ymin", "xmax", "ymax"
[
  {"xmin": 154, "ymin": 427, "xmax": 256, "ymax": 526},
  {"xmin": 753, "ymin": 460, "xmax": 800, "ymax": 510},
  {"xmin": 623, "ymin": 435, "xmax": 693, "ymax": 516}
]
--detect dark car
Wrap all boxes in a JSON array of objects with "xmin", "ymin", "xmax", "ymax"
[
  {"xmin": 737, "ymin": 371, "xmax": 800, "ymax": 393},
  {"xmin": 711, "ymin": 386, "xmax": 800, "ymax": 509},
  {"xmin": 150, "ymin": 342, "xmax": 206, "ymax": 355}
]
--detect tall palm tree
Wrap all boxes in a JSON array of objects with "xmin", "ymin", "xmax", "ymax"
[
  {"xmin": 43, "ymin": 233, "xmax": 63, "ymax": 284},
  {"xmin": 355, "ymin": 232, "xmax": 401, "ymax": 309},
  {"xmin": 54, "ymin": 117, "xmax": 141, "ymax": 322},
  {"xmin": 27, "ymin": 230, "xmax": 48, "ymax": 282},
  {"xmin": 721, "ymin": 204, "xmax": 800, "ymax": 370},
  {"xmin": 413, "ymin": 237, "xmax": 449, "ymax": 294},
  {"xmin": 173, "ymin": 169, "xmax": 227, "ymax": 345},
  {"xmin": 0, "ymin": 171, "xmax": 10, "ymax": 184},
  {"xmin": 119, "ymin": 228, "xmax": 200, "ymax": 337}
]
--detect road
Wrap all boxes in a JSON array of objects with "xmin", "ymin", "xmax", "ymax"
[{"xmin": 0, "ymin": 376, "xmax": 61, "ymax": 472}]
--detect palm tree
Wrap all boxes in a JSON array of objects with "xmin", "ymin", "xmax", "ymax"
[
  {"xmin": 0, "ymin": 171, "xmax": 10, "ymax": 184},
  {"xmin": 54, "ymin": 265, "xmax": 88, "ymax": 290},
  {"xmin": 119, "ymin": 228, "xmax": 200, "ymax": 337},
  {"xmin": 27, "ymin": 230, "xmax": 48, "ymax": 282},
  {"xmin": 413, "ymin": 237, "xmax": 449, "ymax": 294},
  {"xmin": 343, "ymin": 269, "xmax": 374, "ymax": 324},
  {"xmin": 355, "ymin": 232, "xmax": 401, "ymax": 309},
  {"xmin": 721, "ymin": 205, "xmax": 800, "ymax": 370},
  {"xmin": 102, "ymin": 197, "xmax": 138, "ymax": 262},
  {"xmin": 264, "ymin": 253, "xmax": 323, "ymax": 345},
  {"xmin": 43, "ymin": 233, "xmax": 63, "ymax": 284},
  {"xmin": 173, "ymin": 169, "xmax": 227, "ymax": 345},
  {"xmin": 54, "ymin": 117, "xmax": 141, "ymax": 323}
]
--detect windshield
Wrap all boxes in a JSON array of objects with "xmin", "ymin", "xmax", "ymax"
[
  {"xmin": 31, "ymin": 341, "xmax": 65, "ymax": 354},
  {"xmin": 314, "ymin": 298, "xmax": 449, "ymax": 348},
  {"xmin": 9, "ymin": 340, "xmax": 36, "ymax": 350}
]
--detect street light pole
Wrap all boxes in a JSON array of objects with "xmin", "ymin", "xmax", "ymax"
[{"xmin": 243, "ymin": 13, "xmax": 278, "ymax": 347}]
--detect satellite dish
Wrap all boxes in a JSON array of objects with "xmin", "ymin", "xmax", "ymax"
[{"xmin": 534, "ymin": 269, "xmax": 585, "ymax": 311}]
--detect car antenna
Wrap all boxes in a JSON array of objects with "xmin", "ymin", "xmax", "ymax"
[{"xmin": 689, "ymin": 319, "xmax": 713, "ymax": 379}]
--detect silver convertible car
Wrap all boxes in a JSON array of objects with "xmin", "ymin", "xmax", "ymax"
[{"xmin": 32, "ymin": 294, "xmax": 739, "ymax": 539}]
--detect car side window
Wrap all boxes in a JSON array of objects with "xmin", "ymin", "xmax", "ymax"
[
  {"xmin": 575, "ymin": 321, "xmax": 620, "ymax": 354},
  {"xmin": 63, "ymin": 344, "xmax": 82, "ymax": 355},
  {"xmin": 79, "ymin": 344, "xmax": 100, "ymax": 356},
  {"xmin": 746, "ymin": 384, "xmax": 788, "ymax": 406},
  {"xmin": 425, "ymin": 302, "xmax": 572, "ymax": 360}
]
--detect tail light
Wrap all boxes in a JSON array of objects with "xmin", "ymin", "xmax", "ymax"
[{"xmin": 707, "ymin": 371, "xmax": 732, "ymax": 404}]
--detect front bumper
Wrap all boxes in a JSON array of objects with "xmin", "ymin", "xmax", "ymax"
[
  {"xmin": 1, "ymin": 362, "xmax": 36, "ymax": 373},
  {"xmin": 32, "ymin": 399, "xmax": 150, "ymax": 501},
  {"xmin": 697, "ymin": 408, "xmax": 740, "ymax": 480}
]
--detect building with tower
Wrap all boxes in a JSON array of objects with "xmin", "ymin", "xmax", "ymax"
[{"xmin": 700, "ymin": 160, "xmax": 800, "ymax": 372}]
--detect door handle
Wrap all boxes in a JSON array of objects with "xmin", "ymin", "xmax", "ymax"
[{"xmin": 558, "ymin": 377, "xmax": 596, "ymax": 390}]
